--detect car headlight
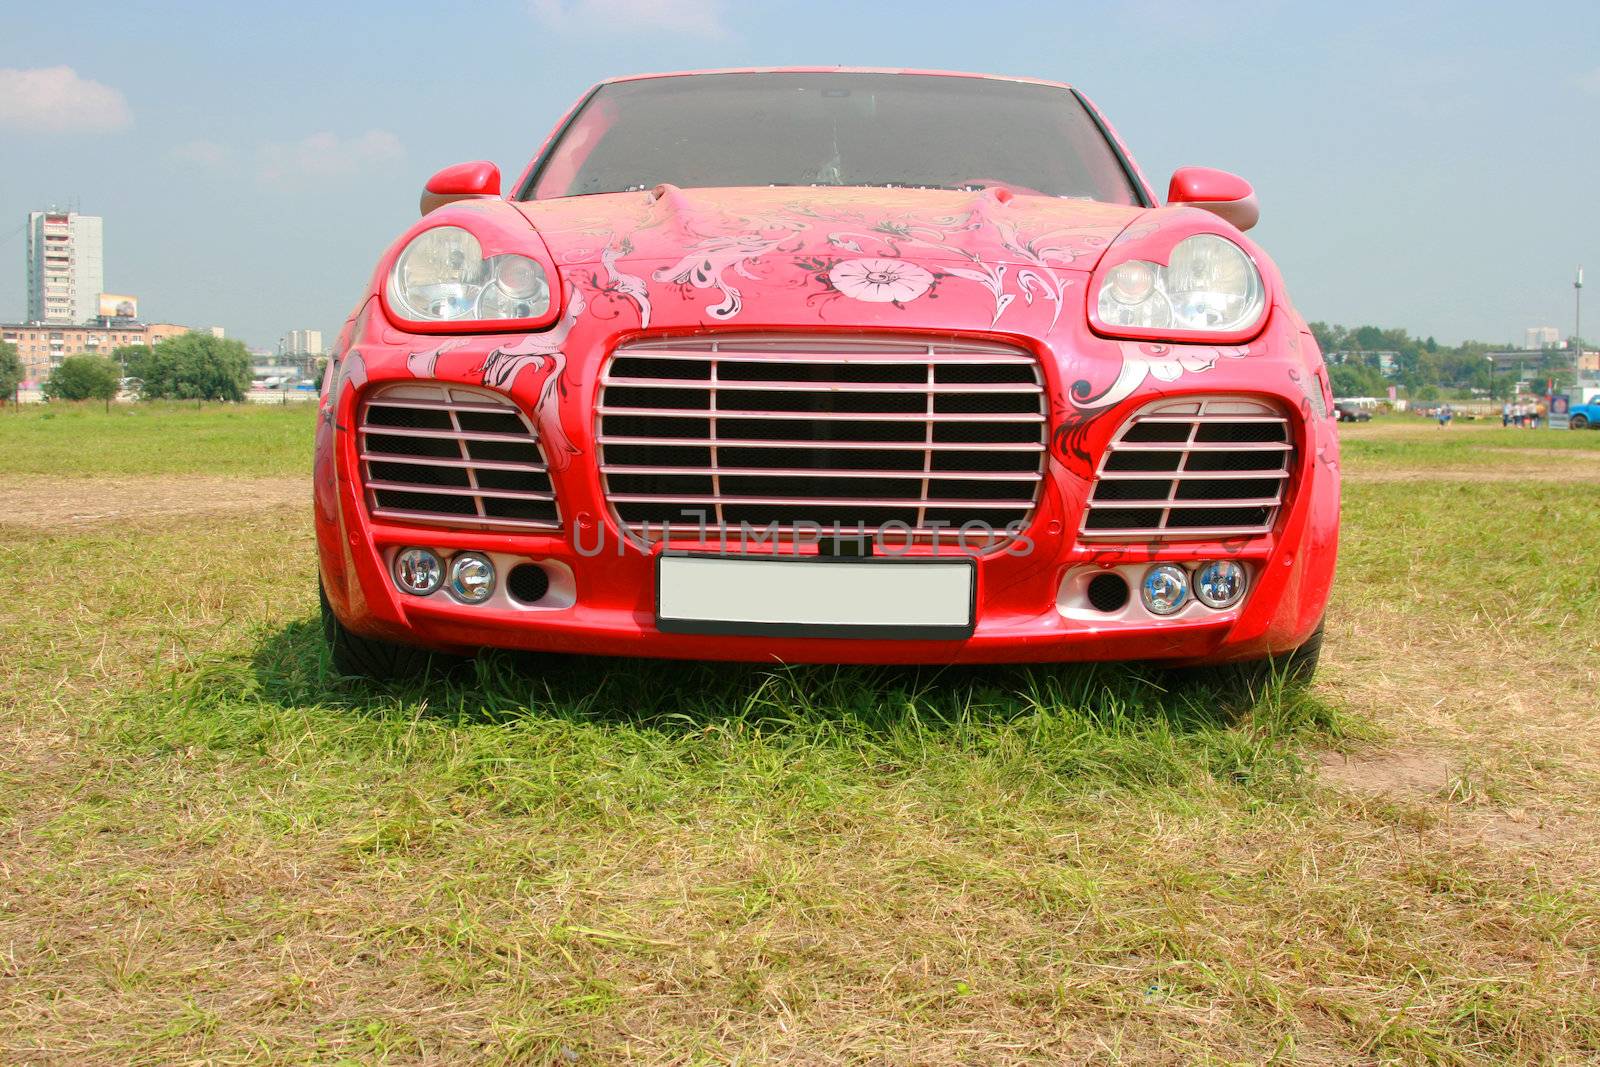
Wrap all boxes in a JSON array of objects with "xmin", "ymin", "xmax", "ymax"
[
  {"xmin": 1096, "ymin": 234, "xmax": 1265, "ymax": 336},
  {"xmin": 386, "ymin": 225, "xmax": 551, "ymax": 323}
]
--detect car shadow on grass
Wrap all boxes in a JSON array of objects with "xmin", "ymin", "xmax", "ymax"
[
  {"xmin": 109, "ymin": 617, "xmax": 1360, "ymax": 803},
  {"xmin": 242, "ymin": 617, "xmax": 1344, "ymax": 751}
]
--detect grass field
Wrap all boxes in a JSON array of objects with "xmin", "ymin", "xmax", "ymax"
[{"xmin": 3, "ymin": 405, "xmax": 1599, "ymax": 1064}]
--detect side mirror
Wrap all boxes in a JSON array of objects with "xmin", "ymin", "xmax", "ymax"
[
  {"xmin": 420, "ymin": 160, "xmax": 500, "ymax": 216},
  {"xmin": 1166, "ymin": 166, "xmax": 1259, "ymax": 231}
]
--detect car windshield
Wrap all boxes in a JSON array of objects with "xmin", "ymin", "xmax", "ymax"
[{"xmin": 527, "ymin": 72, "xmax": 1140, "ymax": 205}]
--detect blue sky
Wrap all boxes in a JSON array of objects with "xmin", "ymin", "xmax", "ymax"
[{"xmin": 3, "ymin": 0, "xmax": 1596, "ymax": 350}]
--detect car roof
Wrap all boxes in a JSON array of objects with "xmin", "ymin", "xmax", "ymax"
[{"xmin": 596, "ymin": 68, "xmax": 1074, "ymax": 91}]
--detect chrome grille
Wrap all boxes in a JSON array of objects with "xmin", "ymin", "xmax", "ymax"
[
  {"xmin": 359, "ymin": 381, "xmax": 558, "ymax": 531},
  {"xmin": 1082, "ymin": 396, "xmax": 1292, "ymax": 540},
  {"xmin": 597, "ymin": 335, "xmax": 1047, "ymax": 544}
]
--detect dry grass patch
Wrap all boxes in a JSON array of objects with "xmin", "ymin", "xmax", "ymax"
[
  {"xmin": 4, "ymin": 413, "xmax": 1600, "ymax": 1063},
  {"xmin": 0, "ymin": 475, "xmax": 307, "ymax": 531}
]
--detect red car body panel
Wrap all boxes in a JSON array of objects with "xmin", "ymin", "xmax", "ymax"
[{"xmin": 316, "ymin": 70, "xmax": 1340, "ymax": 666}]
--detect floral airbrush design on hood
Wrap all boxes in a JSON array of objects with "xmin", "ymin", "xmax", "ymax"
[
  {"xmin": 432, "ymin": 190, "xmax": 1271, "ymax": 446},
  {"xmin": 1049, "ymin": 341, "xmax": 1254, "ymax": 476},
  {"xmin": 651, "ymin": 220, "xmax": 810, "ymax": 320},
  {"xmin": 828, "ymin": 258, "xmax": 935, "ymax": 303},
  {"xmin": 1067, "ymin": 341, "xmax": 1252, "ymax": 414},
  {"xmin": 402, "ymin": 284, "xmax": 589, "ymax": 472}
]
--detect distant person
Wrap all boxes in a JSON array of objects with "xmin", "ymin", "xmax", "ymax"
[
  {"xmin": 1502, "ymin": 400, "xmax": 1511, "ymax": 427},
  {"xmin": 1438, "ymin": 404, "xmax": 1452, "ymax": 428}
]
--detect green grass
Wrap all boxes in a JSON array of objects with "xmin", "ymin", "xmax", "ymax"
[
  {"xmin": 3, "ymin": 414, "xmax": 1599, "ymax": 1064},
  {"xmin": 1339, "ymin": 416, "xmax": 1600, "ymax": 472},
  {"xmin": 1340, "ymin": 478, "xmax": 1600, "ymax": 624},
  {"xmin": 0, "ymin": 400, "xmax": 315, "ymax": 477}
]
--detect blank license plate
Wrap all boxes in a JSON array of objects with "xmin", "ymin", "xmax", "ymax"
[{"xmin": 655, "ymin": 555, "xmax": 975, "ymax": 639}]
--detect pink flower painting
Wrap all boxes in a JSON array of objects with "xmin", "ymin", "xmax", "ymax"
[{"xmin": 828, "ymin": 258, "xmax": 935, "ymax": 304}]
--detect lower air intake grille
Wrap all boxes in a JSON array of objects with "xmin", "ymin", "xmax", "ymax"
[
  {"xmin": 1082, "ymin": 396, "xmax": 1293, "ymax": 540},
  {"xmin": 358, "ymin": 381, "xmax": 559, "ymax": 531},
  {"xmin": 597, "ymin": 334, "xmax": 1047, "ymax": 546}
]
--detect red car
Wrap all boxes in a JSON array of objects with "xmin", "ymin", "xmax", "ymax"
[{"xmin": 315, "ymin": 69, "xmax": 1340, "ymax": 684}]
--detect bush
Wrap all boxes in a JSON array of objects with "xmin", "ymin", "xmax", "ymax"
[
  {"xmin": 0, "ymin": 340, "xmax": 22, "ymax": 403},
  {"xmin": 136, "ymin": 333, "xmax": 252, "ymax": 402},
  {"xmin": 1327, "ymin": 362, "xmax": 1388, "ymax": 399},
  {"xmin": 44, "ymin": 354, "xmax": 122, "ymax": 407}
]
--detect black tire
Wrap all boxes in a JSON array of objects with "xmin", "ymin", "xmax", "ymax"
[
  {"xmin": 1172, "ymin": 618, "xmax": 1324, "ymax": 700},
  {"xmin": 320, "ymin": 580, "xmax": 460, "ymax": 681},
  {"xmin": 1572, "ymin": 415, "xmax": 1589, "ymax": 430}
]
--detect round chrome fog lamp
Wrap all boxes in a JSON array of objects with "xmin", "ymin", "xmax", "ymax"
[
  {"xmin": 448, "ymin": 552, "xmax": 496, "ymax": 604},
  {"xmin": 392, "ymin": 547, "xmax": 443, "ymax": 596},
  {"xmin": 1194, "ymin": 560, "xmax": 1247, "ymax": 609},
  {"xmin": 1140, "ymin": 564, "xmax": 1190, "ymax": 616}
]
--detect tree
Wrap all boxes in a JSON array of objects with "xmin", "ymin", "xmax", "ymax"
[
  {"xmin": 111, "ymin": 343, "xmax": 151, "ymax": 379},
  {"xmin": 1328, "ymin": 363, "xmax": 1387, "ymax": 399},
  {"xmin": 136, "ymin": 333, "xmax": 252, "ymax": 402},
  {"xmin": 0, "ymin": 341, "xmax": 21, "ymax": 405},
  {"xmin": 44, "ymin": 354, "xmax": 122, "ymax": 411},
  {"xmin": 1307, "ymin": 321, "xmax": 1348, "ymax": 356}
]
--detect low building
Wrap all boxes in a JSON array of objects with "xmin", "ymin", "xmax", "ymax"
[{"xmin": 1, "ymin": 320, "xmax": 193, "ymax": 384}]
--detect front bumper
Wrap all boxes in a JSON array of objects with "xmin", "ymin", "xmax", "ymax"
[{"xmin": 316, "ymin": 294, "xmax": 1340, "ymax": 667}]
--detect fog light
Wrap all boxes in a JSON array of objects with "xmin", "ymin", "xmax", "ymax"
[
  {"xmin": 1140, "ymin": 564, "xmax": 1189, "ymax": 616},
  {"xmin": 393, "ymin": 547, "xmax": 443, "ymax": 596},
  {"xmin": 1194, "ymin": 560, "xmax": 1246, "ymax": 609},
  {"xmin": 448, "ymin": 552, "xmax": 496, "ymax": 604}
]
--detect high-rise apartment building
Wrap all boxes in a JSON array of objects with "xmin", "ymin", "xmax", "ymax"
[
  {"xmin": 1524, "ymin": 326, "xmax": 1561, "ymax": 350},
  {"xmin": 26, "ymin": 209, "xmax": 104, "ymax": 324},
  {"xmin": 280, "ymin": 329, "xmax": 324, "ymax": 357}
]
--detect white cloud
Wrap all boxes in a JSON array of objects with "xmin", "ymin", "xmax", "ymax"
[
  {"xmin": 257, "ymin": 130, "xmax": 405, "ymax": 186},
  {"xmin": 530, "ymin": 0, "xmax": 728, "ymax": 37},
  {"xmin": 0, "ymin": 66, "xmax": 132, "ymax": 133},
  {"xmin": 1577, "ymin": 67, "xmax": 1600, "ymax": 95}
]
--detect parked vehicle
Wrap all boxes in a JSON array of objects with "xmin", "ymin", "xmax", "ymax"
[
  {"xmin": 1568, "ymin": 400, "xmax": 1600, "ymax": 429},
  {"xmin": 315, "ymin": 69, "xmax": 1339, "ymax": 685},
  {"xmin": 1334, "ymin": 402, "xmax": 1372, "ymax": 423}
]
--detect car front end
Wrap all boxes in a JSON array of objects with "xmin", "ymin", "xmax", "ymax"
[{"xmin": 314, "ymin": 70, "xmax": 1340, "ymax": 673}]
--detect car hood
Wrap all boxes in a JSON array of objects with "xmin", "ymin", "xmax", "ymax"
[{"xmin": 510, "ymin": 185, "xmax": 1148, "ymax": 273}]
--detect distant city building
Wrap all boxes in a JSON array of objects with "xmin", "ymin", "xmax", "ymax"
[
  {"xmin": 25, "ymin": 209, "xmax": 104, "ymax": 324},
  {"xmin": 1327, "ymin": 350, "xmax": 1400, "ymax": 377},
  {"xmin": 280, "ymin": 329, "xmax": 324, "ymax": 357},
  {"xmin": 1, "ymin": 321, "xmax": 192, "ymax": 383},
  {"xmin": 208, "ymin": 326, "xmax": 226, "ymax": 339},
  {"xmin": 1524, "ymin": 326, "xmax": 1561, "ymax": 350}
]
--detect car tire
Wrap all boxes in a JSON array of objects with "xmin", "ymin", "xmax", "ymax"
[
  {"xmin": 1171, "ymin": 617, "xmax": 1325, "ymax": 700},
  {"xmin": 1573, "ymin": 415, "xmax": 1589, "ymax": 430},
  {"xmin": 320, "ymin": 579, "xmax": 459, "ymax": 681}
]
